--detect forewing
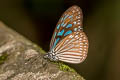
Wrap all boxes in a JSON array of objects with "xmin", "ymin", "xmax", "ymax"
[
  {"xmin": 50, "ymin": 5, "xmax": 83, "ymax": 51},
  {"xmin": 54, "ymin": 31, "xmax": 89, "ymax": 64}
]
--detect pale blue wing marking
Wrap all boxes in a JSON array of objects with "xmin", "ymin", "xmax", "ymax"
[
  {"xmin": 61, "ymin": 15, "xmax": 73, "ymax": 27},
  {"xmin": 69, "ymin": 15, "xmax": 73, "ymax": 21},
  {"xmin": 69, "ymin": 15, "xmax": 73, "ymax": 18},
  {"xmin": 53, "ymin": 38, "xmax": 60, "ymax": 49},
  {"xmin": 63, "ymin": 23, "xmax": 67, "ymax": 27},
  {"xmin": 64, "ymin": 30, "xmax": 72, "ymax": 36},
  {"xmin": 57, "ymin": 24, "xmax": 60, "ymax": 29},
  {"xmin": 66, "ymin": 24, "xmax": 72, "ymax": 28},
  {"xmin": 61, "ymin": 22, "xmax": 64, "ymax": 26},
  {"xmin": 57, "ymin": 29, "xmax": 64, "ymax": 36},
  {"xmin": 69, "ymin": 15, "xmax": 73, "ymax": 20},
  {"xmin": 63, "ymin": 15, "xmax": 69, "ymax": 20},
  {"xmin": 62, "ymin": 15, "xmax": 73, "ymax": 27},
  {"xmin": 61, "ymin": 22, "xmax": 67, "ymax": 27}
]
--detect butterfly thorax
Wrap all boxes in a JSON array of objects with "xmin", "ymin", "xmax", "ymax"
[{"xmin": 44, "ymin": 51, "xmax": 59, "ymax": 61}]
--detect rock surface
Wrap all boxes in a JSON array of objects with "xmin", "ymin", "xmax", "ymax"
[{"xmin": 0, "ymin": 21, "xmax": 84, "ymax": 80}]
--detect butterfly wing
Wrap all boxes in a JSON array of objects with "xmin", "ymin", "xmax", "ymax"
[
  {"xmin": 54, "ymin": 31, "xmax": 88, "ymax": 64},
  {"xmin": 50, "ymin": 5, "xmax": 83, "ymax": 51}
]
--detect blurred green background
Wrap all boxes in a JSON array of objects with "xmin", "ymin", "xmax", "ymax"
[{"xmin": 0, "ymin": 0, "xmax": 120, "ymax": 80}]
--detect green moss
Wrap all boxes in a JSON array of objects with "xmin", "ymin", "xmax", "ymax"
[
  {"xmin": 59, "ymin": 63, "xmax": 75, "ymax": 72},
  {"xmin": 0, "ymin": 53, "xmax": 8, "ymax": 65},
  {"xmin": 39, "ymin": 47, "xmax": 46, "ymax": 53},
  {"xmin": 53, "ymin": 62, "xmax": 75, "ymax": 72},
  {"xmin": 32, "ymin": 43, "xmax": 75, "ymax": 72}
]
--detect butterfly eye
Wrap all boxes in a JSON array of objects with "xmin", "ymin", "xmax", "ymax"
[{"xmin": 44, "ymin": 5, "xmax": 89, "ymax": 64}]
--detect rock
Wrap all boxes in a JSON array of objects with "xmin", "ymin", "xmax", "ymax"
[{"xmin": 0, "ymin": 21, "xmax": 84, "ymax": 80}]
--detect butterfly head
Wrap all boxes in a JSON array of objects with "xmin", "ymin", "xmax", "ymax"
[{"xmin": 44, "ymin": 51, "xmax": 59, "ymax": 61}]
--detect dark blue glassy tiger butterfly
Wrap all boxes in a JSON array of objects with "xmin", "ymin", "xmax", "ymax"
[{"xmin": 44, "ymin": 5, "xmax": 89, "ymax": 64}]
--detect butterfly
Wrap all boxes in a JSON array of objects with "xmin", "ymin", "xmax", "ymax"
[{"xmin": 44, "ymin": 5, "xmax": 89, "ymax": 64}]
